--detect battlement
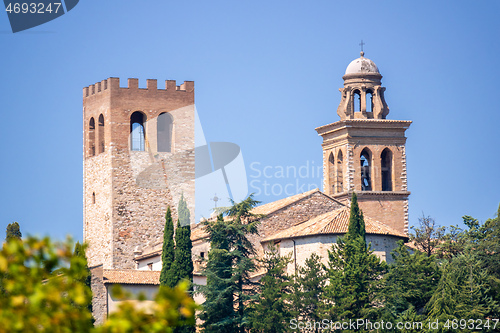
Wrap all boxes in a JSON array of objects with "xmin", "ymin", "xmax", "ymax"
[{"xmin": 83, "ymin": 78, "xmax": 194, "ymax": 98}]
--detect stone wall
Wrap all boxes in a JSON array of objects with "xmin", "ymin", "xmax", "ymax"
[
  {"xmin": 274, "ymin": 233, "xmax": 401, "ymax": 275},
  {"xmin": 89, "ymin": 265, "xmax": 107, "ymax": 325}
]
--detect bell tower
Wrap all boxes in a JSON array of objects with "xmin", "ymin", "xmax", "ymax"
[{"xmin": 316, "ymin": 52, "xmax": 411, "ymax": 234}]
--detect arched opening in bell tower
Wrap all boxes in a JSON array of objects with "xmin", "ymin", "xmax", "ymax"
[
  {"xmin": 130, "ymin": 111, "xmax": 146, "ymax": 151},
  {"xmin": 353, "ymin": 90, "xmax": 361, "ymax": 112},
  {"xmin": 157, "ymin": 112, "xmax": 173, "ymax": 152},
  {"xmin": 89, "ymin": 118, "xmax": 95, "ymax": 157},
  {"xmin": 381, "ymin": 148, "xmax": 393, "ymax": 191},
  {"xmin": 360, "ymin": 148, "xmax": 372, "ymax": 191},
  {"xmin": 366, "ymin": 90, "xmax": 373, "ymax": 113},
  {"xmin": 328, "ymin": 152, "xmax": 335, "ymax": 194},
  {"xmin": 336, "ymin": 150, "xmax": 343, "ymax": 193}
]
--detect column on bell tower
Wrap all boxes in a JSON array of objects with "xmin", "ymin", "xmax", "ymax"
[{"xmin": 316, "ymin": 52, "xmax": 412, "ymax": 234}]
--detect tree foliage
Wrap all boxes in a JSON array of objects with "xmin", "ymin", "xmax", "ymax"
[
  {"xmin": 290, "ymin": 253, "xmax": 326, "ymax": 333},
  {"xmin": 324, "ymin": 192, "xmax": 386, "ymax": 325},
  {"xmin": 200, "ymin": 195, "xmax": 261, "ymax": 333},
  {"xmin": 160, "ymin": 207, "xmax": 175, "ymax": 287},
  {"xmin": 0, "ymin": 236, "xmax": 93, "ymax": 333},
  {"xmin": 249, "ymin": 244, "xmax": 292, "ymax": 333},
  {"xmin": 0, "ymin": 236, "xmax": 197, "ymax": 333},
  {"xmin": 379, "ymin": 241, "xmax": 441, "ymax": 321},
  {"xmin": 410, "ymin": 214, "xmax": 446, "ymax": 257},
  {"xmin": 5, "ymin": 222, "xmax": 22, "ymax": 242}
]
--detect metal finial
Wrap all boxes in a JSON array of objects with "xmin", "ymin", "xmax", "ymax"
[
  {"xmin": 211, "ymin": 194, "xmax": 219, "ymax": 208},
  {"xmin": 359, "ymin": 40, "xmax": 365, "ymax": 56}
]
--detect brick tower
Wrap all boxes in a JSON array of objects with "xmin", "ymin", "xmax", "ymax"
[
  {"xmin": 83, "ymin": 78, "xmax": 195, "ymax": 269},
  {"xmin": 316, "ymin": 52, "xmax": 411, "ymax": 233}
]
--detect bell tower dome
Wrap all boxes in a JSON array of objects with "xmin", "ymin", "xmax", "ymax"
[
  {"xmin": 337, "ymin": 52, "xmax": 389, "ymax": 120},
  {"xmin": 316, "ymin": 52, "xmax": 412, "ymax": 234}
]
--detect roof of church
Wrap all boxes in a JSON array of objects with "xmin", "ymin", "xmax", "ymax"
[
  {"xmin": 103, "ymin": 269, "xmax": 160, "ymax": 285},
  {"xmin": 190, "ymin": 188, "xmax": 341, "ymax": 242},
  {"xmin": 261, "ymin": 206, "xmax": 408, "ymax": 242}
]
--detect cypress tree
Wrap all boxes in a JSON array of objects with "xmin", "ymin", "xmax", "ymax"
[
  {"xmin": 5, "ymin": 222, "xmax": 22, "ymax": 242},
  {"xmin": 164, "ymin": 196, "xmax": 194, "ymax": 289},
  {"xmin": 325, "ymin": 192, "xmax": 385, "ymax": 325},
  {"xmin": 160, "ymin": 207, "xmax": 175, "ymax": 286},
  {"xmin": 347, "ymin": 192, "xmax": 365, "ymax": 245}
]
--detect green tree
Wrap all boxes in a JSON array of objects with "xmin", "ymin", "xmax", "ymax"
[
  {"xmin": 5, "ymin": 222, "xmax": 22, "ymax": 242},
  {"xmin": 425, "ymin": 252, "xmax": 499, "ymax": 332},
  {"xmin": 290, "ymin": 253, "xmax": 326, "ymax": 333},
  {"xmin": 379, "ymin": 241, "xmax": 441, "ymax": 322},
  {"xmin": 324, "ymin": 192, "xmax": 386, "ymax": 327},
  {"xmin": 160, "ymin": 207, "xmax": 175, "ymax": 287},
  {"xmin": 199, "ymin": 214, "xmax": 236, "ymax": 333},
  {"xmin": 167, "ymin": 195, "xmax": 194, "ymax": 287},
  {"xmin": 347, "ymin": 192, "xmax": 366, "ymax": 245},
  {"xmin": 73, "ymin": 242, "xmax": 93, "ymax": 318},
  {"xmin": 0, "ymin": 236, "xmax": 94, "ymax": 333},
  {"xmin": 249, "ymin": 244, "xmax": 292, "ymax": 333},
  {"xmin": 200, "ymin": 195, "xmax": 261, "ymax": 333}
]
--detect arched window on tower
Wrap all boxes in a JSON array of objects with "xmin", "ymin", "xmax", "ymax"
[
  {"xmin": 328, "ymin": 152, "xmax": 335, "ymax": 194},
  {"xmin": 360, "ymin": 148, "xmax": 372, "ymax": 191},
  {"xmin": 366, "ymin": 90, "xmax": 373, "ymax": 113},
  {"xmin": 353, "ymin": 90, "xmax": 361, "ymax": 112},
  {"xmin": 337, "ymin": 150, "xmax": 343, "ymax": 193},
  {"xmin": 130, "ymin": 111, "xmax": 146, "ymax": 151},
  {"xmin": 381, "ymin": 148, "xmax": 393, "ymax": 191},
  {"xmin": 157, "ymin": 112, "xmax": 173, "ymax": 152},
  {"xmin": 89, "ymin": 118, "xmax": 95, "ymax": 157},
  {"xmin": 98, "ymin": 114, "xmax": 105, "ymax": 154}
]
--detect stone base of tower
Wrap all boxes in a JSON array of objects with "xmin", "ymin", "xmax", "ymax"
[{"xmin": 332, "ymin": 191, "xmax": 409, "ymax": 235}]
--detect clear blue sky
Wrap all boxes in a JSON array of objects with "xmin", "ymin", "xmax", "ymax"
[{"xmin": 1, "ymin": 1, "xmax": 499, "ymax": 241}]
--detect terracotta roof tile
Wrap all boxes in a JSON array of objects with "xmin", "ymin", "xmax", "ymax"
[
  {"xmin": 261, "ymin": 206, "xmax": 407, "ymax": 242},
  {"xmin": 103, "ymin": 269, "xmax": 160, "ymax": 285},
  {"xmin": 250, "ymin": 188, "xmax": 322, "ymax": 215},
  {"xmin": 190, "ymin": 189, "xmax": 330, "ymax": 242}
]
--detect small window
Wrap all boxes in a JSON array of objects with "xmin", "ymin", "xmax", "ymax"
[
  {"xmin": 98, "ymin": 114, "xmax": 105, "ymax": 154},
  {"xmin": 130, "ymin": 111, "xmax": 146, "ymax": 151},
  {"xmin": 92, "ymin": 192, "xmax": 95, "ymax": 204},
  {"xmin": 200, "ymin": 252, "xmax": 205, "ymax": 259},
  {"xmin": 89, "ymin": 118, "xmax": 95, "ymax": 157},
  {"xmin": 147, "ymin": 263, "xmax": 153, "ymax": 270}
]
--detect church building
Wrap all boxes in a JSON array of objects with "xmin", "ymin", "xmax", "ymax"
[{"xmin": 83, "ymin": 52, "xmax": 411, "ymax": 323}]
